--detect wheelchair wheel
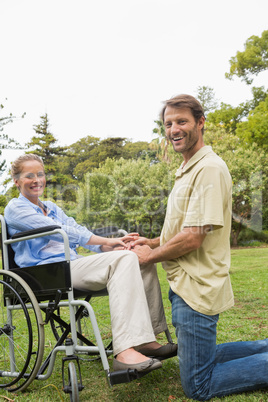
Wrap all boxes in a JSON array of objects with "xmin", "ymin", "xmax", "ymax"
[
  {"xmin": 50, "ymin": 295, "xmax": 113, "ymax": 358},
  {"xmin": 68, "ymin": 362, "xmax": 79, "ymax": 402},
  {"xmin": 0, "ymin": 270, "xmax": 45, "ymax": 392}
]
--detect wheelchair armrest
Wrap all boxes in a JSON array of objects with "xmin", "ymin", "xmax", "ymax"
[
  {"xmin": 6, "ymin": 226, "xmax": 71, "ymax": 261},
  {"xmin": 11, "ymin": 225, "xmax": 61, "ymax": 239}
]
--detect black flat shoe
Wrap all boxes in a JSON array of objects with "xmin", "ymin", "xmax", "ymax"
[
  {"xmin": 139, "ymin": 343, "xmax": 178, "ymax": 360},
  {"xmin": 113, "ymin": 357, "xmax": 162, "ymax": 373}
]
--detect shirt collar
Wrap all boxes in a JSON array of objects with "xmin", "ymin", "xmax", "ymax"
[
  {"xmin": 18, "ymin": 193, "xmax": 44, "ymax": 212},
  {"xmin": 175, "ymin": 146, "xmax": 212, "ymax": 178}
]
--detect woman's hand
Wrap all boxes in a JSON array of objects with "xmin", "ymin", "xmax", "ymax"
[
  {"xmin": 101, "ymin": 237, "xmax": 128, "ymax": 252},
  {"xmin": 87, "ymin": 233, "xmax": 140, "ymax": 252}
]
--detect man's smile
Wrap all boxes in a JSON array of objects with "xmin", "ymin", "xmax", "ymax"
[{"xmin": 172, "ymin": 135, "xmax": 185, "ymax": 142}]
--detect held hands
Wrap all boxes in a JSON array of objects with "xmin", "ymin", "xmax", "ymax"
[
  {"xmin": 100, "ymin": 233, "xmax": 140, "ymax": 252},
  {"xmin": 130, "ymin": 244, "xmax": 154, "ymax": 265},
  {"xmin": 95, "ymin": 232, "xmax": 155, "ymax": 264},
  {"xmin": 124, "ymin": 235, "xmax": 155, "ymax": 264}
]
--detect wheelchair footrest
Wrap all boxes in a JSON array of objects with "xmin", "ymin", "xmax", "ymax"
[{"xmin": 108, "ymin": 369, "xmax": 148, "ymax": 385}]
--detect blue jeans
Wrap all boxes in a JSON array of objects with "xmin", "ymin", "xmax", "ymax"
[{"xmin": 169, "ymin": 289, "xmax": 268, "ymax": 401}]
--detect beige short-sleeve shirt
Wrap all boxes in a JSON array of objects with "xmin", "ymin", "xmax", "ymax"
[{"xmin": 160, "ymin": 146, "xmax": 234, "ymax": 315}]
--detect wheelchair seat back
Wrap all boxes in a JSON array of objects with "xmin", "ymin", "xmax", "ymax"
[
  {"xmin": 0, "ymin": 215, "xmax": 72, "ymax": 302},
  {"xmin": 10, "ymin": 262, "xmax": 72, "ymax": 301}
]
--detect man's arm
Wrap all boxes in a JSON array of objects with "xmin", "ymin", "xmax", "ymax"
[{"xmin": 132, "ymin": 226, "xmax": 211, "ymax": 265}]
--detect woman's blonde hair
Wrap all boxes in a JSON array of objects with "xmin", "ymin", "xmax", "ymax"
[{"xmin": 11, "ymin": 154, "xmax": 44, "ymax": 179}]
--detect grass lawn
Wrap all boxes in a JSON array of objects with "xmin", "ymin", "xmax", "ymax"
[{"xmin": 0, "ymin": 247, "xmax": 267, "ymax": 401}]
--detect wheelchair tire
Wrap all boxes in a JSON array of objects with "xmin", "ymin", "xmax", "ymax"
[
  {"xmin": 68, "ymin": 362, "xmax": 79, "ymax": 402},
  {"xmin": 0, "ymin": 270, "xmax": 45, "ymax": 392}
]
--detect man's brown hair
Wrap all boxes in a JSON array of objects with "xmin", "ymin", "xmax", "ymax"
[{"xmin": 160, "ymin": 94, "xmax": 205, "ymax": 134}]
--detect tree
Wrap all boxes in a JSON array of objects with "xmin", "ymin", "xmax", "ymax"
[
  {"xmin": 236, "ymin": 94, "xmax": 268, "ymax": 150},
  {"xmin": 122, "ymin": 141, "xmax": 153, "ymax": 160},
  {"xmin": 61, "ymin": 136, "xmax": 153, "ymax": 181},
  {"xmin": 0, "ymin": 194, "xmax": 7, "ymax": 215},
  {"xmin": 248, "ymin": 86, "xmax": 268, "ymax": 109},
  {"xmin": 60, "ymin": 135, "xmax": 101, "ymax": 180},
  {"xmin": 196, "ymin": 86, "xmax": 218, "ymax": 115},
  {"xmin": 204, "ymin": 123, "xmax": 268, "ymax": 243},
  {"xmin": 225, "ymin": 30, "xmax": 268, "ymax": 84},
  {"xmin": 26, "ymin": 114, "xmax": 73, "ymax": 201},
  {"xmin": 28, "ymin": 114, "xmax": 67, "ymax": 168},
  {"xmin": 152, "ymin": 119, "xmax": 172, "ymax": 162},
  {"xmin": 206, "ymin": 102, "xmax": 247, "ymax": 133},
  {"xmin": 0, "ymin": 101, "xmax": 25, "ymax": 179},
  {"xmin": 95, "ymin": 137, "xmax": 129, "ymax": 161},
  {"xmin": 77, "ymin": 157, "xmax": 175, "ymax": 237},
  {"xmin": 206, "ymin": 86, "xmax": 268, "ymax": 134}
]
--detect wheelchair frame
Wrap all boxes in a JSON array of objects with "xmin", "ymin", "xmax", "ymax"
[{"xmin": 0, "ymin": 215, "xmax": 172, "ymax": 400}]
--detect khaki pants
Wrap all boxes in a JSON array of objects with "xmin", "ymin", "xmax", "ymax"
[{"xmin": 71, "ymin": 250, "xmax": 167, "ymax": 355}]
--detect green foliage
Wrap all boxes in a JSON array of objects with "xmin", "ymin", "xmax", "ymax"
[
  {"xmin": 122, "ymin": 140, "xmax": 154, "ymax": 160},
  {"xmin": 61, "ymin": 136, "xmax": 153, "ymax": 181},
  {"xmin": 0, "ymin": 194, "xmax": 7, "ymax": 215},
  {"xmin": 0, "ymin": 100, "xmax": 25, "ymax": 141},
  {"xmin": 77, "ymin": 157, "xmax": 175, "ymax": 237},
  {"xmin": 237, "ymin": 227, "xmax": 268, "ymax": 246},
  {"xmin": 195, "ymin": 85, "xmax": 218, "ymax": 115},
  {"xmin": 204, "ymin": 124, "xmax": 268, "ymax": 243},
  {"xmin": 152, "ymin": 119, "xmax": 175, "ymax": 162},
  {"xmin": 207, "ymin": 102, "xmax": 248, "ymax": 133},
  {"xmin": 25, "ymin": 113, "xmax": 76, "ymax": 202},
  {"xmin": 236, "ymin": 94, "xmax": 268, "ymax": 150},
  {"xmin": 28, "ymin": 113, "xmax": 68, "ymax": 167},
  {"xmin": 226, "ymin": 29, "xmax": 268, "ymax": 84},
  {"xmin": 0, "ymin": 100, "xmax": 25, "ymax": 178},
  {"xmin": 206, "ymin": 87, "xmax": 268, "ymax": 134},
  {"xmin": 250, "ymin": 86, "xmax": 268, "ymax": 108}
]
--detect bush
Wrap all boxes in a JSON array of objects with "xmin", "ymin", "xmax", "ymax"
[{"xmin": 238, "ymin": 227, "xmax": 268, "ymax": 245}]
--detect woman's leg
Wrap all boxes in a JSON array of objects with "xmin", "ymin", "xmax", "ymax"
[{"xmin": 71, "ymin": 250, "xmax": 156, "ymax": 356}]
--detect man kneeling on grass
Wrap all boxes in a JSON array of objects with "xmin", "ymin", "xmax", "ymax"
[{"xmin": 130, "ymin": 94, "xmax": 268, "ymax": 401}]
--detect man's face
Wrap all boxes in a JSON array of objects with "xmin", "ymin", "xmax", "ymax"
[{"xmin": 164, "ymin": 106, "xmax": 205, "ymax": 161}]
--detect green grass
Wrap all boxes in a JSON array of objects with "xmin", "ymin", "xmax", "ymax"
[{"xmin": 0, "ymin": 248, "xmax": 267, "ymax": 401}]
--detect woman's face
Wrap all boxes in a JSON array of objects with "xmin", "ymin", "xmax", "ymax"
[{"xmin": 14, "ymin": 160, "xmax": 46, "ymax": 204}]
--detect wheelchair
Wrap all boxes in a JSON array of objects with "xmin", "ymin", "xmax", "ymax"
[{"xmin": 0, "ymin": 215, "xmax": 173, "ymax": 400}]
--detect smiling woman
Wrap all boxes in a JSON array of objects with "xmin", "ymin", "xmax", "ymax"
[{"xmin": 12, "ymin": 156, "xmax": 46, "ymax": 208}]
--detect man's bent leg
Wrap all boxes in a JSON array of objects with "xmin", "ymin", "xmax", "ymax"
[
  {"xmin": 169, "ymin": 289, "xmax": 268, "ymax": 401},
  {"xmin": 140, "ymin": 263, "xmax": 168, "ymax": 335}
]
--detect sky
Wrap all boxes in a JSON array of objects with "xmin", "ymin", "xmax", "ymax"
[{"xmin": 1, "ymin": 0, "xmax": 268, "ymax": 184}]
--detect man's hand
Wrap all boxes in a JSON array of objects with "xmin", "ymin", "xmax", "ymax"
[
  {"xmin": 132, "ymin": 244, "xmax": 154, "ymax": 265},
  {"xmin": 131, "ymin": 226, "xmax": 210, "ymax": 264},
  {"xmin": 129, "ymin": 236, "xmax": 150, "ymax": 248},
  {"xmin": 130, "ymin": 236, "xmax": 160, "ymax": 249}
]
